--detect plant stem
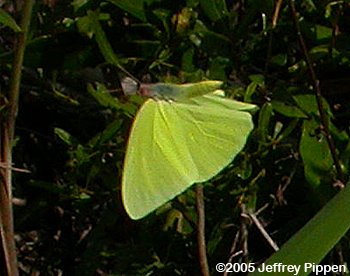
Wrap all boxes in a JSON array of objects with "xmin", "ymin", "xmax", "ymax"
[
  {"xmin": 289, "ymin": 0, "xmax": 345, "ymax": 183},
  {"xmin": 0, "ymin": 1, "xmax": 35, "ymax": 275},
  {"xmin": 196, "ymin": 184, "xmax": 210, "ymax": 276}
]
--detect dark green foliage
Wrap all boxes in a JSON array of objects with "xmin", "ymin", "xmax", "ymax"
[{"xmin": 2, "ymin": 0, "xmax": 350, "ymax": 274}]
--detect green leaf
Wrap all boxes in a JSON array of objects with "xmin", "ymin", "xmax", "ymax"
[
  {"xmin": 55, "ymin": 128, "xmax": 74, "ymax": 146},
  {"xmin": 302, "ymin": 0, "xmax": 316, "ymax": 12},
  {"xmin": 29, "ymin": 180, "xmax": 64, "ymax": 194},
  {"xmin": 199, "ymin": 0, "xmax": 228, "ymax": 22},
  {"xmin": 207, "ymin": 56, "xmax": 230, "ymax": 80},
  {"xmin": 275, "ymin": 119, "xmax": 299, "ymax": 141},
  {"xmin": 249, "ymin": 183, "xmax": 350, "ymax": 276},
  {"xmin": 315, "ymin": 24, "xmax": 332, "ymax": 41},
  {"xmin": 271, "ymin": 100, "xmax": 308, "ymax": 118},
  {"xmin": 87, "ymin": 83, "xmax": 140, "ymax": 116},
  {"xmin": 87, "ymin": 10, "xmax": 127, "ymax": 68},
  {"xmin": 186, "ymin": 0, "xmax": 199, "ymax": 8},
  {"xmin": 76, "ymin": 15, "xmax": 94, "ymax": 38},
  {"xmin": 87, "ymin": 83, "xmax": 120, "ymax": 109},
  {"xmin": 248, "ymin": 74, "xmax": 264, "ymax": 85},
  {"xmin": 270, "ymin": 54, "xmax": 287, "ymax": 67},
  {"xmin": 300, "ymin": 119, "xmax": 333, "ymax": 187},
  {"xmin": 71, "ymin": 0, "xmax": 90, "ymax": 11},
  {"xmin": 245, "ymin": 75, "xmax": 264, "ymax": 102},
  {"xmin": 173, "ymin": 7, "xmax": 195, "ymax": 33},
  {"xmin": 181, "ymin": 48, "xmax": 196, "ymax": 73},
  {"xmin": 108, "ymin": 0, "xmax": 158, "ymax": 22},
  {"xmin": 293, "ymin": 94, "xmax": 332, "ymax": 118},
  {"xmin": 309, "ymin": 44, "xmax": 331, "ymax": 60},
  {"xmin": 257, "ymin": 102, "xmax": 273, "ymax": 144},
  {"xmin": 191, "ymin": 20, "xmax": 232, "ymax": 56},
  {"xmin": 234, "ymin": 155, "xmax": 253, "ymax": 180},
  {"xmin": 0, "ymin": 9, "xmax": 21, "ymax": 32},
  {"xmin": 88, "ymin": 119, "xmax": 122, "ymax": 148}
]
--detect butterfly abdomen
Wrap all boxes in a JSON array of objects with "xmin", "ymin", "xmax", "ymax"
[{"xmin": 180, "ymin": 81, "xmax": 223, "ymax": 99}]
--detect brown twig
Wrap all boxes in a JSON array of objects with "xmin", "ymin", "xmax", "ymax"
[
  {"xmin": 272, "ymin": 0, "xmax": 284, "ymax": 28},
  {"xmin": 265, "ymin": 0, "xmax": 284, "ymax": 72},
  {"xmin": 329, "ymin": 3, "xmax": 341, "ymax": 57},
  {"xmin": 289, "ymin": 0, "xmax": 345, "ymax": 183},
  {"xmin": 0, "ymin": 1, "xmax": 35, "ymax": 275},
  {"xmin": 195, "ymin": 184, "xmax": 209, "ymax": 276},
  {"xmin": 0, "ymin": 163, "xmax": 30, "ymax": 173}
]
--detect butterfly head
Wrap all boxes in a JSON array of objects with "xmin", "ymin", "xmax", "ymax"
[{"xmin": 121, "ymin": 77, "xmax": 140, "ymax": 95}]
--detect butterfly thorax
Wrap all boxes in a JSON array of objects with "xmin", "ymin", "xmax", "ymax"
[{"xmin": 139, "ymin": 83, "xmax": 180, "ymax": 101}]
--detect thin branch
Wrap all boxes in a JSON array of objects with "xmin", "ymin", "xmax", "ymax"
[
  {"xmin": 196, "ymin": 184, "xmax": 209, "ymax": 276},
  {"xmin": 247, "ymin": 211, "xmax": 279, "ymax": 252},
  {"xmin": 289, "ymin": 0, "xmax": 345, "ymax": 183},
  {"xmin": 239, "ymin": 204, "xmax": 249, "ymax": 261},
  {"xmin": 224, "ymin": 231, "xmax": 241, "ymax": 276},
  {"xmin": 0, "ymin": 1, "xmax": 35, "ymax": 275}
]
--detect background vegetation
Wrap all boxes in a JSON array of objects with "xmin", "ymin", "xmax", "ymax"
[{"xmin": 1, "ymin": 0, "xmax": 350, "ymax": 275}]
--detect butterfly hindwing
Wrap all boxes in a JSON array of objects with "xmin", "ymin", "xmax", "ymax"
[{"xmin": 122, "ymin": 94, "xmax": 255, "ymax": 219}]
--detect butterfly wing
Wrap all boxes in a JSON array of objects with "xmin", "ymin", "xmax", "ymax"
[{"xmin": 122, "ymin": 95, "xmax": 255, "ymax": 219}]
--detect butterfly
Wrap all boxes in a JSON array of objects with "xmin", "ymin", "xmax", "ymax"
[{"xmin": 121, "ymin": 78, "xmax": 256, "ymax": 219}]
